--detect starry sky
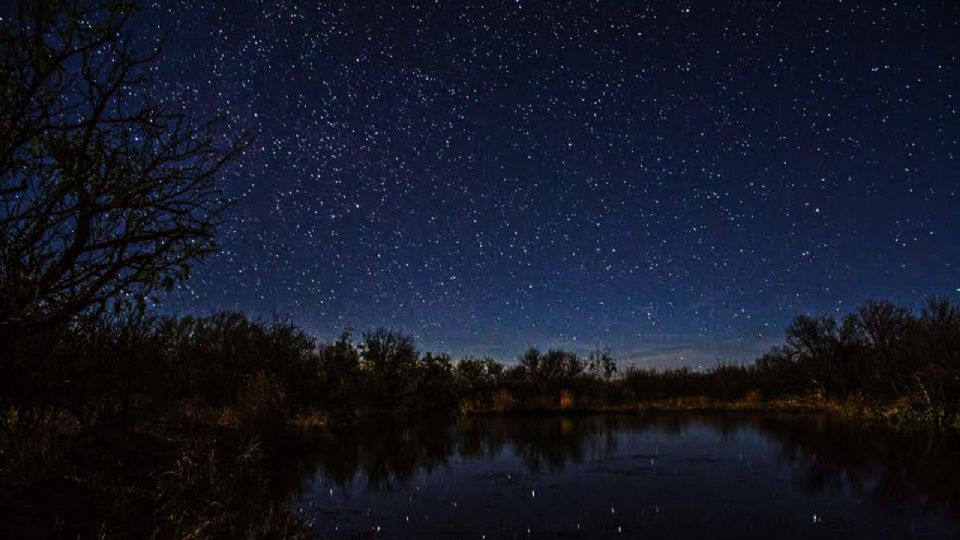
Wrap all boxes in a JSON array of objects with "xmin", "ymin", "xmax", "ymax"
[{"xmin": 141, "ymin": 1, "xmax": 958, "ymax": 365}]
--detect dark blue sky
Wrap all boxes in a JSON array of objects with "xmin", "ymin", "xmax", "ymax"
[{"xmin": 145, "ymin": 1, "xmax": 959, "ymax": 365}]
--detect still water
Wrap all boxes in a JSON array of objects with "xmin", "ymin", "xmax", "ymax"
[{"xmin": 290, "ymin": 414, "xmax": 960, "ymax": 539}]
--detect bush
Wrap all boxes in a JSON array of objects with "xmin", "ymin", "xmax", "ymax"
[
  {"xmin": 359, "ymin": 329, "xmax": 419, "ymax": 409},
  {"xmin": 237, "ymin": 372, "xmax": 287, "ymax": 438},
  {"xmin": 415, "ymin": 353, "xmax": 457, "ymax": 412},
  {"xmin": 454, "ymin": 357, "xmax": 504, "ymax": 406},
  {"xmin": 316, "ymin": 331, "xmax": 362, "ymax": 409},
  {"xmin": 491, "ymin": 390, "xmax": 518, "ymax": 413}
]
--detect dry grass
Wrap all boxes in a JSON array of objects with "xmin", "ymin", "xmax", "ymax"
[
  {"xmin": 289, "ymin": 409, "xmax": 328, "ymax": 439},
  {"xmin": 457, "ymin": 392, "xmax": 834, "ymax": 415},
  {"xmin": 0, "ymin": 406, "xmax": 81, "ymax": 485}
]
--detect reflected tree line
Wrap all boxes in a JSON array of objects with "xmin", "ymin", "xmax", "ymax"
[
  {"xmin": 761, "ymin": 416, "xmax": 960, "ymax": 516},
  {"xmin": 2, "ymin": 0, "xmax": 960, "ymax": 536},
  {"xmin": 298, "ymin": 415, "xmax": 960, "ymax": 523},
  {"xmin": 315, "ymin": 415, "xmax": 619, "ymax": 489}
]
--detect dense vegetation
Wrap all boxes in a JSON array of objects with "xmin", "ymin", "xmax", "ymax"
[
  {"xmin": 6, "ymin": 298, "xmax": 960, "ymax": 436},
  {"xmin": 5, "ymin": 296, "xmax": 959, "ymax": 535},
  {"xmin": 2, "ymin": 0, "xmax": 959, "ymax": 537},
  {"xmin": 3, "ymin": 298, "xmax": 960, "ymax": 535}
]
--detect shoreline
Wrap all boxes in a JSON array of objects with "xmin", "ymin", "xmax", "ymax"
[{"xmin": 329, "ymin": 396, "xmax": 959, "ymax": 431}]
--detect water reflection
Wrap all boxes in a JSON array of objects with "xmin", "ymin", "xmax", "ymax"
[
  {"xmin": 762, "ymin": 416, "xmax": 960, "ymax": 517},
  {"xmin": 292, "ymin": 415, "xmax": 960, "ymax": 538}
]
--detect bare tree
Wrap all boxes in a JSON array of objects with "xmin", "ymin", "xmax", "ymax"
[{"xmin": 0, "ymin": 0, "xmax": 247, "ymax": 331}]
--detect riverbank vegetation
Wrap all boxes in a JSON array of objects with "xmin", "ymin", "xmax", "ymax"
[
  {"xmin": 4, "ymin": 296, "xmax": 960, "ymax": 535},
  {"xmin": 2, "ymin": 0, "xmax": 959, "ymax": 536},
  {"xmin": 6, "ymin": 297, "xmax": 960, "ymax": 436}
]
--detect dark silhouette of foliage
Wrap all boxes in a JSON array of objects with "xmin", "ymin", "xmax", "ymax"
[
  {"xmin": 587, "ymin": 347, "xmax": 618, "ymax": 382},
  {"xmin": 414, "ymin": 352, "xmax": 457, "ymax": 411},
  {"xmin": 316, "ymin": 330, "xmax": 362, "ymax": 410},
  {"xmin": 513, "ymin": 347, "xmax": 586, "ymax": 404},
  {"xmin": 2, "ymin": 292, "xmax": 960, "ymax": 536},
  {"xmin": 0, "ymin": 3, "xmax": 957, "ymax": 537},
  {"xmin": 7, "ymin": 295, "xmax": 956, "ymax": 443},
  {"xmin": 914, "ymin": 298, "xmax": 960, "ymax": 404},
  {"xmin": 359, "ymin": 328, "xmax": 420, "ymax": 409},
  {"xmin": 454, "ymin": 356, "xmax": 504, "ymax": 406},
  {"xmin": 0, "ymin": 0, "xmax": 247, "ymax": 334}
]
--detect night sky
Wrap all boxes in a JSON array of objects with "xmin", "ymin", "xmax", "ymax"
[{"xmin": 143, "ymin": 1, "xmax": 959, "ymax": 365}]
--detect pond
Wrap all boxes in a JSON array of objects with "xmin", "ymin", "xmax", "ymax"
[{"xmin": 289, "ymin": 414, "xmax": 960, "ymax": 539}]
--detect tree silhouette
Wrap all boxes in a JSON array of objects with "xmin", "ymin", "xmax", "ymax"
[{"xmin": 0, "ymin": 0, "xmax": 247, "ymax": 332}]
